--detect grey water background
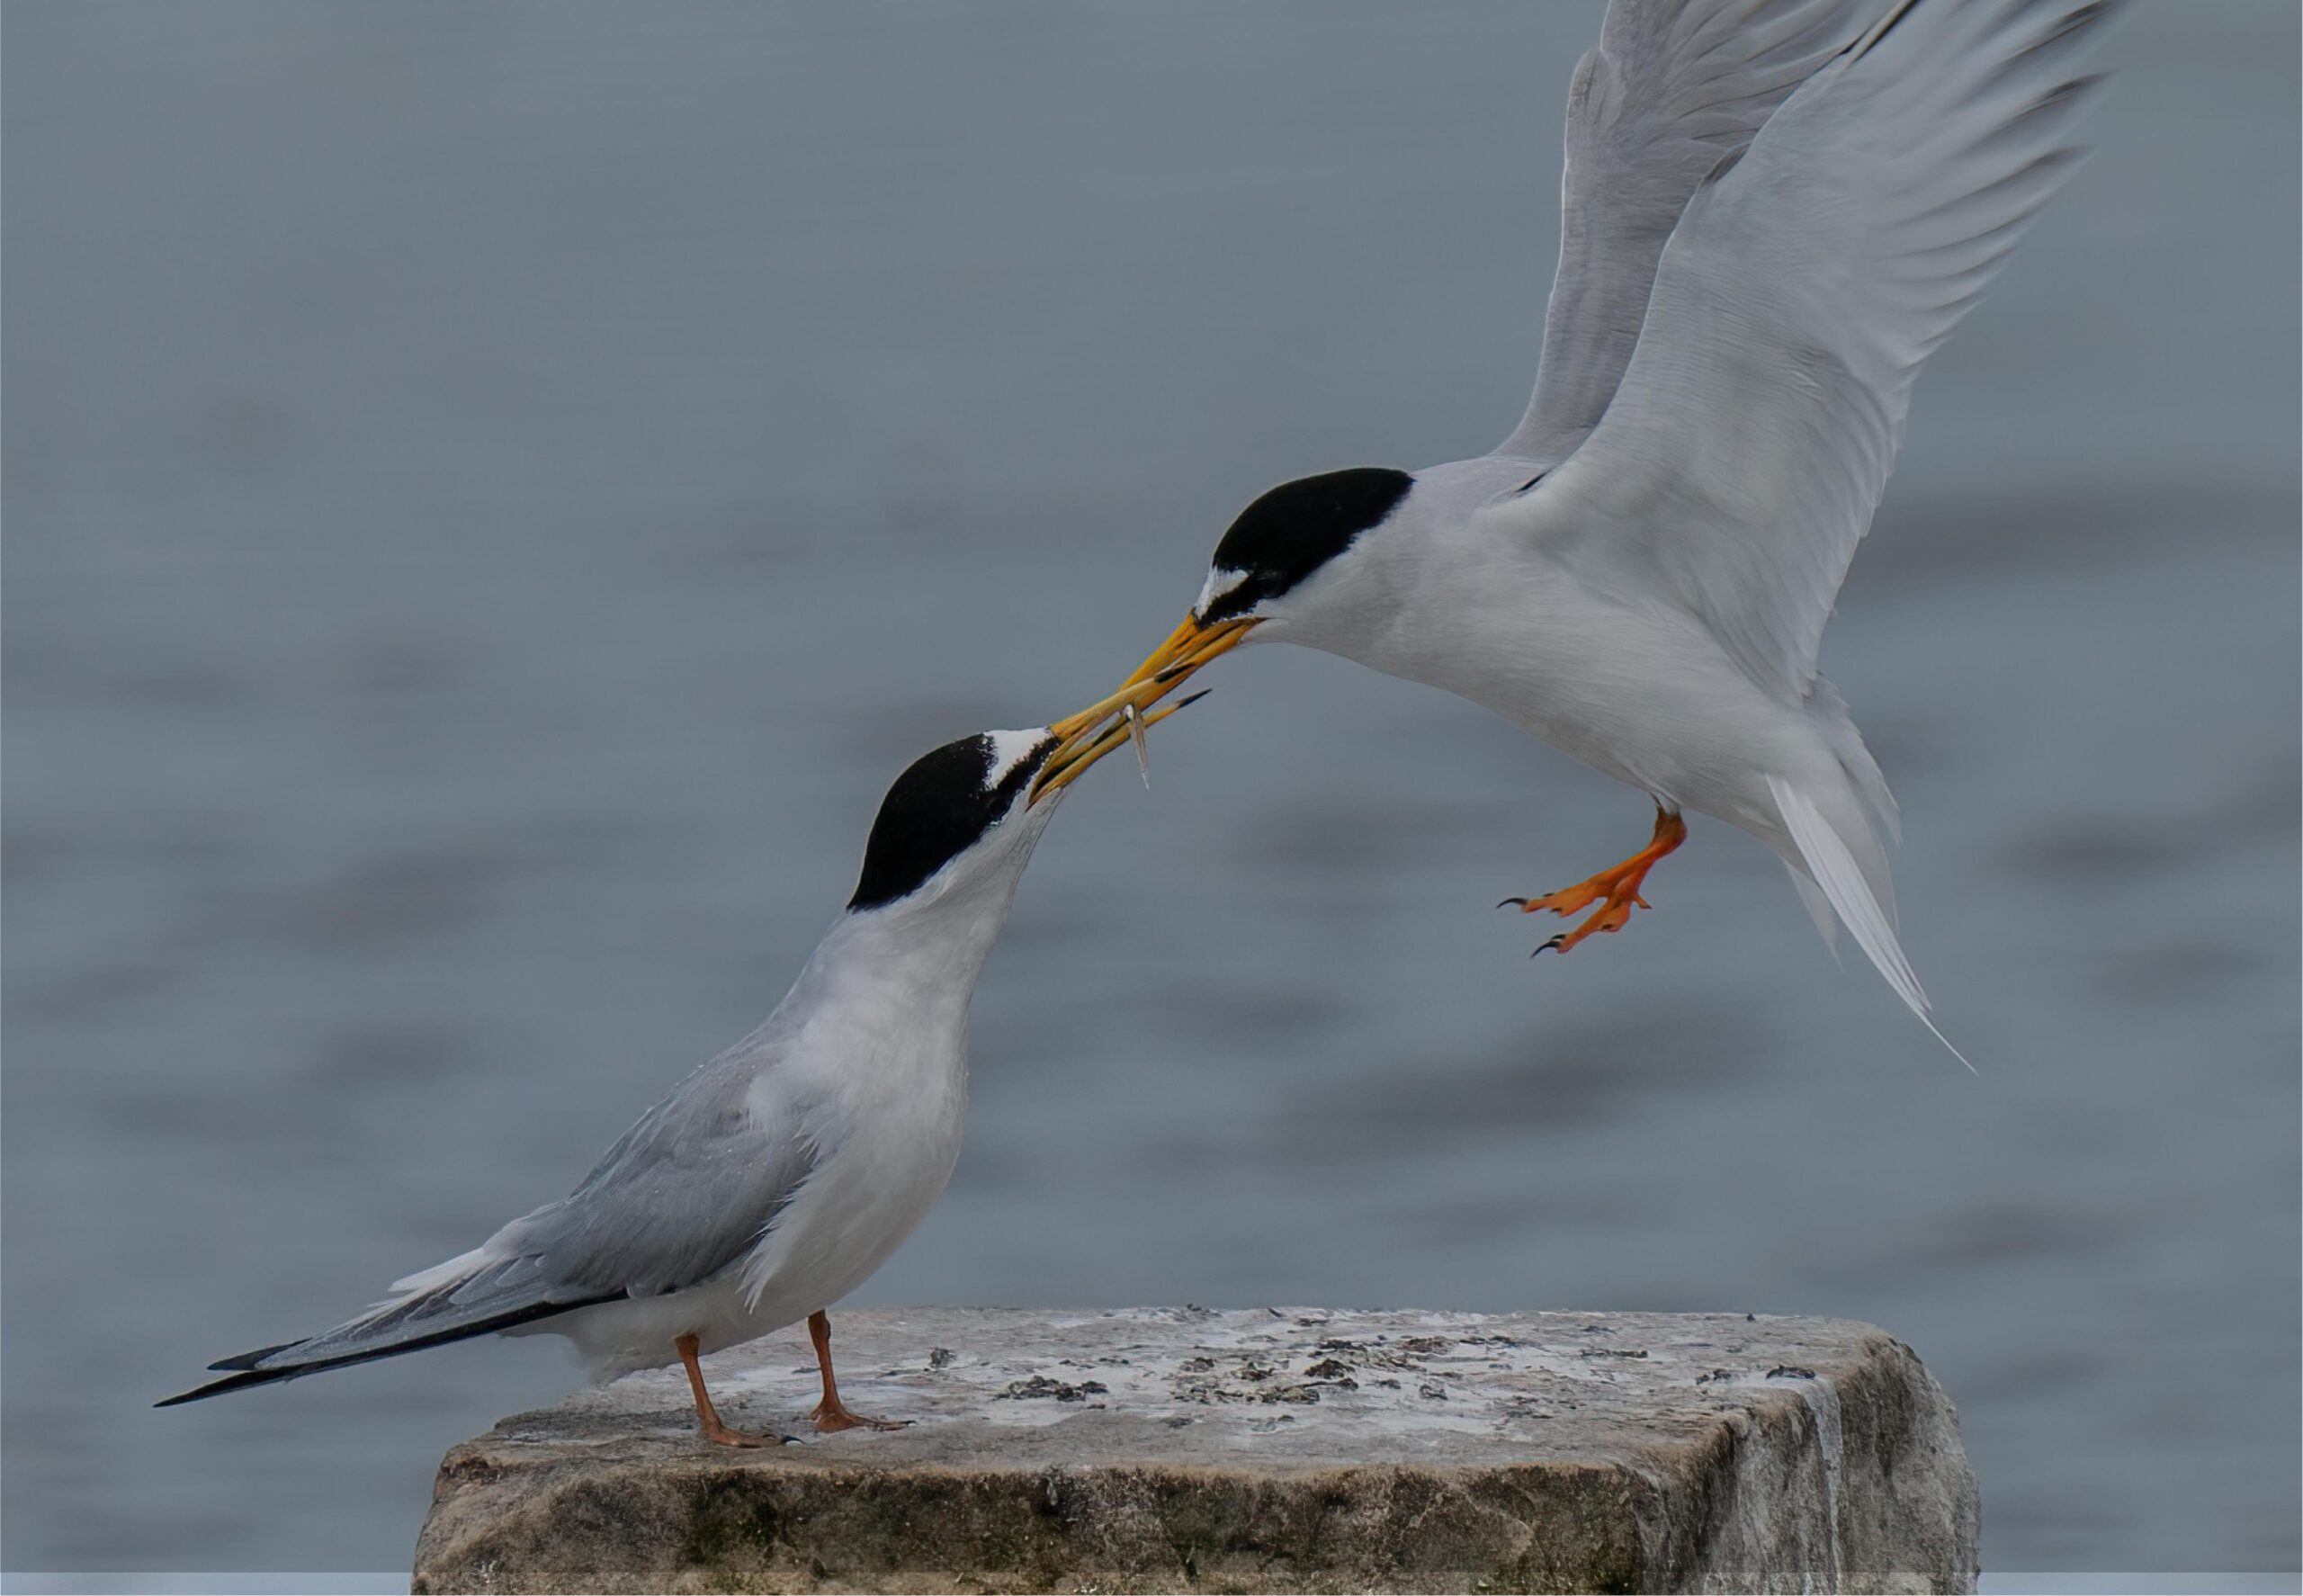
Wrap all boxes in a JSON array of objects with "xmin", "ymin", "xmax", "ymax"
[{"xmin": 4, "ymin": 0, "xmax": 2296, "ymax": 1579}]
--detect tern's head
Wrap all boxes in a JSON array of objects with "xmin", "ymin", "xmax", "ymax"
[
  {"xmin": 850, "ymin": 702, "xmax": 1200, "ymax": 915},
  {"xmin": 1039, "ymin": 467, "xmax": 1413, "ymax": 771},
  {"xmin": 1193, "ymin": 467, "xmax": 1417, "ymax": 632}
]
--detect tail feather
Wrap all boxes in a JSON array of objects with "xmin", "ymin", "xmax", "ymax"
[
  {"xmin": 1769, "ymin": 773, "xmax": 1973, "ymax": 1071},
  {"xmin": 1806, "ymin": 675, "xmax": 1900, "ymax": 845},
  {"xmin": 206, "ymin": 1339, "xmax": 300, "ymax": 1373},
  {"xmin": 1785, "ymin": 861, "xmax": 1842, "ymax": 962},
  {"xmin": 157, "ymin": 1294, "xmax": 614, "ymax": 1407},
  {"xmin": 160, "ymin": 1244, "xmax": 618, "ymax": 1408}
]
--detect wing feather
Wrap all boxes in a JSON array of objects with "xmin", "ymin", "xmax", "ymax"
[
  {"xmin": 1523, "ymin": 0, "xmax": 2113, "ymax": 697},
  {"xmin": 159, "ymin": 1033, "xmax": 821, "ymax": 1404},
  {"xmin": 1500, "ymin": 0, "xmax": 1868, "ymax": 463}
]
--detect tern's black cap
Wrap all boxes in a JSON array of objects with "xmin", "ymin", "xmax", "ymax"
[
  {"xmin": 848, "ymin": 731, "xmax": 1054, "ymax": 911},
  {"xmin": 1200, "ymin": 467, "xmax": 1412, "ymax": 623}
]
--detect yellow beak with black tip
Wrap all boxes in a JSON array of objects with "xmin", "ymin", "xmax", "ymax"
[
  {"xmin": 1033, "ymin": 614, "xmax": 1259, "ymax": 798},
  {"xmin": 1031, "ymin": 689, "xmax": 1211, "ymax": 803}
]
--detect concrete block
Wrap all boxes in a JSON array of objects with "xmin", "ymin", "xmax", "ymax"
[{"xmin": 410, "ymin": 1306, "xmax": 1977, "ymax": 1593}]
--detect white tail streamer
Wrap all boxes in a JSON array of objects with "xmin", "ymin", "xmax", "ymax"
[{"xmin": 1769, "ymin": 774, "xmax": 1974, "ymax": 1072}]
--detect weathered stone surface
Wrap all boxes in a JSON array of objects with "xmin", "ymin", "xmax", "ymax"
[{"xmin": 410, "ymin": 1307, "xmax": 1977, "ymax": 1594}]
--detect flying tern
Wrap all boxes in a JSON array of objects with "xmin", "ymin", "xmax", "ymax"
[
  {"xmin": 1046, "ymin": 0, "xmax": 2111, "ymax": 1061},
  {"xmin": 160, "ymin": 703, "xmax": 1196, "ymax": 1442}
]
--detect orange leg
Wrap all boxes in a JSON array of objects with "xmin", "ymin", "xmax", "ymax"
[
  {"xmin": 677, "ymin": 1331, "xmax": 791, "ymax": 1448},
  {"xmin": 1501, "ymin": 807, "xmax": 1688, "ymax": 955},
  {"xmin": 807, "ymin": 1310, "xmax": 909, "ymax": 1433}
]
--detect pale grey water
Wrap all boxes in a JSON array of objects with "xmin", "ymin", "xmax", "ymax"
[{"xmin": 3, "ymin": 2, "xmax": 2296, "ymax": 1579}]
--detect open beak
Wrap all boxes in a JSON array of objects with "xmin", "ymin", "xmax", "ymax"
[
  {"xmin": 1031, "ymin": 690, "xmax": 1210, "ymax": 804},
  {"xmin": 1032, "ymin": 614, "xmax": 1258, "ymax": 798}
]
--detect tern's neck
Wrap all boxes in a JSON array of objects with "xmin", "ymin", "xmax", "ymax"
[{"xmin": 790, "ymin": 868, "xmax": 1026, "ymax": 1032}]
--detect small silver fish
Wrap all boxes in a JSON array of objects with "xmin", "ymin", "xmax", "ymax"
[{"xmin": 1125, "ymin": 703, "xmax": 1151, "ymax": 787}]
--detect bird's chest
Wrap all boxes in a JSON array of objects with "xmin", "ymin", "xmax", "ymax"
[
  {"xmin": 801, "ymin": 1022, "xmax": 963, "ymax": 1197},
  {"xmin": 735, "ymin": 1036, "xmax": 968, "ymax": 1316},
  {"xmin": 838, "ymin": 1056, "xmax": 969, "ymax": 1199},
  {"xmin": 1335, "ymin": 553, "xmax": 1669, "ymax": 792},
  {"xmin": 802, "ymin": 1023, "xmax": 970, "ymax": 1220}
]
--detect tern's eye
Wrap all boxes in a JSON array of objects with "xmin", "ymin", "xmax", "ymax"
[{"xmin": 1202, "ymin": 466, "xmax": 1412, "ymax": 620}]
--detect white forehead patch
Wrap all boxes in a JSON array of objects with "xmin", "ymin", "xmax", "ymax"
[
  {"xmin": 1195, "ymin": 567, "xmax": 1250, "ymax": 615},
  {"xmin": 981, "ymin": 728, "xmax": 1053, "ymax": 790}
]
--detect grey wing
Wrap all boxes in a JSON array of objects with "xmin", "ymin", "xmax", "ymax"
[
  {"xmin": 508, "ymin": 1049, "xmax": 818, "ymax": 1299},
  {"xmin": 1512, "ymin": 0, "xmax": 2111, "ymax": 697},
  {"xmin": 1498, "ymin": 0, "xmax": 1866, "ymax": 463},
  {"xmin": 160, "ymin": 1036, "xmax": 818, "ymax": 1403}
]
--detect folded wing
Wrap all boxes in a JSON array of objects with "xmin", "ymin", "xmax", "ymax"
[{"xmin": 158, "ymin": 1047, "xmax": 819, "ymax": 1404}]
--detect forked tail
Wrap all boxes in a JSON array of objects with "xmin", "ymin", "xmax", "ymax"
[
  {"xmin": 1767, "ymin": 773, "xmax": 1974, "ymax": 1071},
  {"xmin": 155, "ymin": 1251, "xmax": 617, "ymax": 1407}
]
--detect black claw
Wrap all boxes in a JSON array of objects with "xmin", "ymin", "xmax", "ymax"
[{"xmin": 1498, "ymin": 897, "xmax": 1528, "ymax": 910}]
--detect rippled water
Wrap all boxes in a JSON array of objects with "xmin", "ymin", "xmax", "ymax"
[{"xmin": 5, "ymin": 2, "xmax": 2297, "ymax": 1580}]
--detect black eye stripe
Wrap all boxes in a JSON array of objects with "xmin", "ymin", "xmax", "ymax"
[
  {"xmin": 1198, "ymin": 582, "xmax": 1261, "ymax": 625},
  {"xmin": 1202, "ymin": 467, "xmax": 1412, "ymax": 619}
]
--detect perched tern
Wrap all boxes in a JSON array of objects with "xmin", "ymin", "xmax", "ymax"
[
  {"xmin": 160, "ymin": 703, "xmax": 1196, "ymax": 1442},
  {"xmin": 1047, "ymin": 0, "xmax": 2111, "ymax": 1060}
]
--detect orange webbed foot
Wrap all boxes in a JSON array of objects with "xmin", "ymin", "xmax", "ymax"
[
  {"xmin": 811, "ymin": 1397, "xmax": 911, "ymax": 1434},
  {"xmin": 802, "ymin": 1311, "xmax": 910, "ymax": 1434},
  {"xmin": 699, "ymin": 1413, "xmax": 797, "ymax": 1448},
  {"xmin": 1501, "ymin": 808, "xmax": 1685, "ymax": 957},
  {"xmin": 1534, "ymin": 894, "xmax": 1638, "ymax": 955},
  {"xmin": 677, "ymin": 1331, "xmax": 798, "ymax": 1447}
]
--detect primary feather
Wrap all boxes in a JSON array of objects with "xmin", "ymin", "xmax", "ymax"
[
  {"xmin": 1503, "ymin": 0, "xmax": 1868, "ymax": 465},
  {"xmin": 1528, "ymin": 0, "xmax": 2112, "ymax": 698}
]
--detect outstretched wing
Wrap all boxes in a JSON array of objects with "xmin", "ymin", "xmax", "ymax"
[
  {"xmin": 159, "ymin": 1036, "xmax": 820, "ymax": 1405},
  {"xmin": 1499, "ymin": 0, "xmax": 1866, "ymax": 463},
  {"xmin": 1519, "ymin": 0, "xmax": 2111, "ymax": 697}
]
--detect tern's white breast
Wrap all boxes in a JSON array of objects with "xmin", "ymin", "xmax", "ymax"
[{"xmin": 1288, "ymin": 455, "xmax": 1828, "ymax": 829}]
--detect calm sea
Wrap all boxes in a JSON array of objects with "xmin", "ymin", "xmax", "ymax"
[{"xmin": 5, "ymin": 2, "xmax": 2297, "ymax": 1578}]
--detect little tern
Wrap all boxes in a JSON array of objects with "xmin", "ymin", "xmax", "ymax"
[
  {"xmin": 160, "ymin": 704, "xmax": 1195, "ymax": 1442},
  {"xmin": 1046, "ymin": 0, "xmax": 2111, "ymax": 1059}
]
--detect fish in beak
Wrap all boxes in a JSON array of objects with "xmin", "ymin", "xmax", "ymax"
[
  {"xmin": 1033, "ymin": 614, "xmax": 1258, "ymax": 797},
  {"xmin": 1031, "ymin": 689, "xmax": 1212, "ymax": 803}
]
